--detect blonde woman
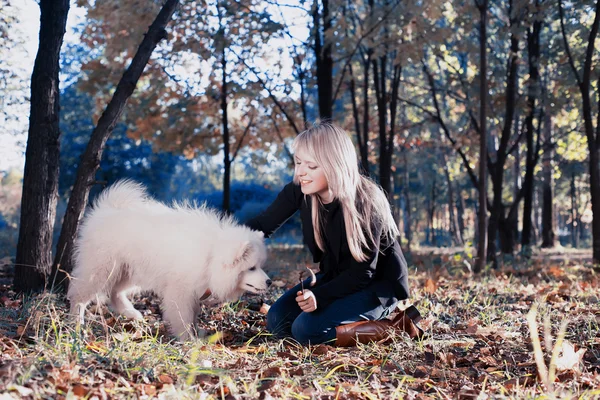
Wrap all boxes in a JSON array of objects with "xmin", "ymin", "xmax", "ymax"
[{"xmin": 246, "ymin": 122, "xmax": 423, "ymax": 346}]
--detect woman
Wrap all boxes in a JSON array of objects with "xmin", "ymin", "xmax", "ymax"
[{"xmin": 246, "ymin": 122, "xmax": 423, "ymax": 346}]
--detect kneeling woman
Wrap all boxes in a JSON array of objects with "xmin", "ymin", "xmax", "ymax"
[{"xmin": 246, "ymin": 122, "xmax": 423, "ymax": 346}]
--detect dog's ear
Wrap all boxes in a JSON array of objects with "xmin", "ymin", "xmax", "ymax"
[{"xmin": 232, "ymin": 241, "xmax": 253, "ymax": 266}]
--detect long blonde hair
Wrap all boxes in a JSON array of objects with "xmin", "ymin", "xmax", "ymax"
[{"xmin": 292, "ymin": 122, "xmax": 399, "ymax": 262}]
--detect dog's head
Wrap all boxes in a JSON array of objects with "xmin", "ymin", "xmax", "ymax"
[
  {"xmin": 211, "ymin": 229, "xmax": 271, "ymax": 300},
  {"xmin": 232, "ymin": 230, "xmax": 271, "ymax": 294}
]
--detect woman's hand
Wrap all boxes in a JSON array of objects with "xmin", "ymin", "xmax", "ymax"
[{"xmin": 296, "ymin": 290, "xmax": 317, "ymax": 312}]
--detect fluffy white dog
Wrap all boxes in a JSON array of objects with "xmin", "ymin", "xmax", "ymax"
[{"xmin": 67, "ymin": 180, "xmax": 271, "ymax": 341}]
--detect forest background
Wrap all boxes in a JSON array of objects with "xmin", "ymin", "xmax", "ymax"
[{"xmin": 0, "ymin": 0, "xmax": 600, "ymax": 398}]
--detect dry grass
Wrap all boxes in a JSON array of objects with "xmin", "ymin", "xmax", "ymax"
[{"xmin": 0, "ymin": 249, "xmax": 599, "ymax": 399}]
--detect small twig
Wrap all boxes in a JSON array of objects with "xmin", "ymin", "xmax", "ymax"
[{"xmin": 299, "ymin": 271, "xmax": 305, "ymax": 293}]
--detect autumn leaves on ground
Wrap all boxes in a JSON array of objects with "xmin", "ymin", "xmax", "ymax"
[{"xmin": 0, "ymin": 248, "xmax": 599, "ymax": 399}]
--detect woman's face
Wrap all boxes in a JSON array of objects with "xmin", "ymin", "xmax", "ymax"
[{"xmin": 294, "ymin": 149, "xmax": 332, "ymax": 203}]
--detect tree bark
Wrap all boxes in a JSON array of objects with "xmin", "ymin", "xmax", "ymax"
[
  {"xmin": 14, "ymin": 0, "xmax": 70, "ymax": 293},
  {"xmin": 571, "ymin": 171, "xmax": 579, "ymax": 247},
  {"xmin": 487, "ymin": 0, "xmax": 519, "ymax": 266},
  {"xmin": 50, "ymin": 0, "xmax": 179, "ymax": 290},
  {"xmin": 219, "ymin": 12, "xmax": 231, "ymax": 213},
  {"xmin": 541, "ymin": 113, "xmax": 556, "ymax": 247},
  {"xmin": 428, "ymin": 177, "xmax": 437, "ymax": 246},
  {"xmin": 475, "ymin": 0, "xmax": 488, "ymax": 273},
  {"xmin": 402, "ymin": 151, "xmax": 412, "ymax": 251},
  {"xmin": 457, "ymin": 185, "xmax": 466, "ymax": 242},
  {"xmin": 521, "ymin": 12, "xmax": 542, "ymax": 250},
  {"xmin": 442, "ymin": 151, "xmax": 463, "ymax": 245},
  {"xmin": 372, "ymin": 54, "xmax": 401, "ymax": 196},
  {"xmin": 313, "ymin": 0, "xmax": 333, "ymax": 119},
  {"xmin": 559, "ymin": 0, "xmax": 600, "ymax": 261},
  {"xmin": 513, "ymin": 132, "xmax": 521, "ymax": 243},
  {"xmin": 361, "ymin": 53, "xmax": 372, "ymax": 173},
  {"xmin": 348, "ymin": 64, "xmax": 367, "ymax": 173}
]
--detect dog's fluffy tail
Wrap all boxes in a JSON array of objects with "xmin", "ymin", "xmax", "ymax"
[{"xmin": 94, "ymin": 180, "xmax": 148, "ymax": 209}]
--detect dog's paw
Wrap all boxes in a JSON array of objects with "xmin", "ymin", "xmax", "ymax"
[{"xmin": 122, "ymin": 308, "xmax": 144, "ymax": 320}]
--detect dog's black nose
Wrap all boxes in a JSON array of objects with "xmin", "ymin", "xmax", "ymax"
[{"xmin": 266, "ymin": 279, "xmax": 272, "ymax": 287}]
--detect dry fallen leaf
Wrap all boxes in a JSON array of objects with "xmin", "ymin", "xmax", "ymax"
[
  {"xmin": 260, "ymin": 366, "xmax": 282, "ymax": 379},
  {"xmin": 158, "ymin": 374, "xmax": 174, "ymax": 384},
  {"xmin": 555, "ymin": 341, "xmax": 586, "ymax": 372},
  {"xmin": 16, "ymin": 325, "xmax": 26, "ymax": 337},
  {"xmin": 72, "ymin": 385, "xmax": 89, "ymax": 397},
  {"xmin": 425, "ymin": 278, "xmax": 438, "ymax": 294},
  {"xmin": 139, "ymin": 384, "xmax": 157, "ymax": 396}
]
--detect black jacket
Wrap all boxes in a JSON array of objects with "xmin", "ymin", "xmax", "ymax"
[{"xmin": 246, "ymin": 181, "xmax": 410, "ymax": 309}]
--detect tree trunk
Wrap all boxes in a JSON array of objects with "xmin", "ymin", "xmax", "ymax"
[
  {"xmin": 487, "ymin": 173, "xmax": 503, "ymax": 267},
  {"xmin": 220, "ymin": 23, "xmax": 231, "ymax": 213},
  {"xmin": 513, "ymin": 137, "xmax": 521, "ymax": 243},
  {"xmin": 295, "ymin": 55, "xmax": 308, "ymax": 130},
  {"xmin": 14, "ymin": 0, "xmax": 70, "ymax": 293},
  {"xmin": 541, "ymin": 113, "xmax": 556, "ymax": 247},
  {"xmin": 559, "ymin": 0, "xmax": 600, "ymax": 261},
  {"xmin": 590, "ymin": 148, "xmax": 600, "ymax": 260},
  {"xmin": 487, "ymin": 0, "xmax": 519, "ymax": 266},
  {"xmin": 348, "ymin": 64, "xmax": 368, "ymax": 174},
  {"xmin": 50, "ymin": 0, "xmax": 179, "ymax": 290},
  {"xmin": 571, "ymin": 172, "xmax": 579, "ymax": 247},
  {"xmin": 313, "ymin": 0, "xmax": 333, "ymax": 119},
  {"xmin": 372, "ymin": 55, "xmax": 401, "ymax": 197},
  {"xmin": 442, "ymin": 151, "xmax": 463, "ymax": 245},
  {"xmin": 474, "ymin": 0, "xmax": 488, "ymax": 273},
  {"xmin": 429, "ymin": 177, "xmax": 437, "ymax": 246},
  {"xmin": 403, "ymin": 151, "xmax": 412, "ymax": 251},
  {"xmin": 361, "ymin": 54, "xmax": 371, "ymax": 174},
  {"xmin": 521, "ymin": 14, "xmax": 541, "ymax": 250},
  {"xmin": 457, "ymin": 185, "xmax": 466, "ymax": 242}
]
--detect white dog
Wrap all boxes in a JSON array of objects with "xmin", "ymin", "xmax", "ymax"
[{"xmin": 67, "ymin": 180, "xmax": 271, "ymax": 341}]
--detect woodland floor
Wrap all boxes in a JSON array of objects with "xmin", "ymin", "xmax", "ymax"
[{"xmin": 0, "ymin": 246, "xmax": 599, "ymax": 399}]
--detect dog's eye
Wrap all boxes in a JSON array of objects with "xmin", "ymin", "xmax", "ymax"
[{"xmin": 249, "ymin": 266, "xmax": 256, "ymax": 271}]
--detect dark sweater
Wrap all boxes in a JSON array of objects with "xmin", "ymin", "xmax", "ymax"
[{"xmin": 246, "ymin": 181, "xmax": 410, "ymax": 308}]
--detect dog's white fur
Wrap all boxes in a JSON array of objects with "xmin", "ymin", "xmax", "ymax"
[{"xmin": 67, "ymin": 180, "xmax": 270, "ymax": 341}]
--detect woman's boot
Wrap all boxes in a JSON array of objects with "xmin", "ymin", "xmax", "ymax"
[{"xmin": 335, "ymin": 305, "xmax": 424, "ymax": 347}]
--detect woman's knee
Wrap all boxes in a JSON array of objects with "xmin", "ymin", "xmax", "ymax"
[
  {"xmin": 265, "ymin": 306, "xmax": 283, "ymax": 333},
  {"xmin": 291, "ymin": 315, "xmax": 328, "ymax": 345},
  {"xmin": 266, "ymin": 301, "xmax": 296, "ymax": 334}
]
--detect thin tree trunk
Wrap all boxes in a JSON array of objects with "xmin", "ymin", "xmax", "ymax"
[
  {"xmin": 220, "ymin": 19, "xmax": 231, "ymax": 213},
  {"xmin": 403, "ymin": 151, "xmax": 412, "ymax": 251},
  {"xmin": 362, "ymin": 53, "xmax": 371, "ymax": 174},
  {"xmin": 571, "ymin": 172, "xmax": 579, "ymax": 247},
  {"xmin": 373, "ymin": 54, "xmax": 401, "ymax": 196},
  {"xmin": 513, "ymin": 135, "xmax": 521, "ymax": 243},
  {"xmin": 442, "ymin": 151, "xmax": 463, "ymax": 245},
  {"xmin": 559, "ymin": 0, "xmax": 600, "ymax": 261},
  {"xmin": 348, "ymin": 64, "xmax": 367, "ymax": 173},
  {"xmin": 487, "ymin": 0, "xmax": 519, "ymax": 266},
  {"xmin": 541, "ymin": 113, "xmax": 556, "ymax": 247},
  {"xmin": 14, "ymin": 0, "xmax": 70, "ymax": 293},
  {"xmin": 521, "ymin": 12, "xmax": 541, "ymax": 250},
  {"xmin": 313, "ymin": 0, "xmax": 333, "ymax": 119},
  {"xmin": 475, "ymin": 0, "xmax": 488, "ymax": 273},
  {"xmin": 50, "ymin": 0, "xmax": 179, "ymax": 290},
  {"xmin": 457, "ymin": 184, "xmax": 466, "ymax": 242},
  {"xmin": 295, "ymin": 55, "xmax": 309, "ymax": 130},
  {"xmin": 429, "ymin": 177, "xmax": 437, "ymax": 246}
]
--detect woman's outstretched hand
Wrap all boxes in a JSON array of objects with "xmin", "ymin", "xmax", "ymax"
[{"xmin": 296, "ymin": 290, "xmax": 317, "ymax": 312}]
